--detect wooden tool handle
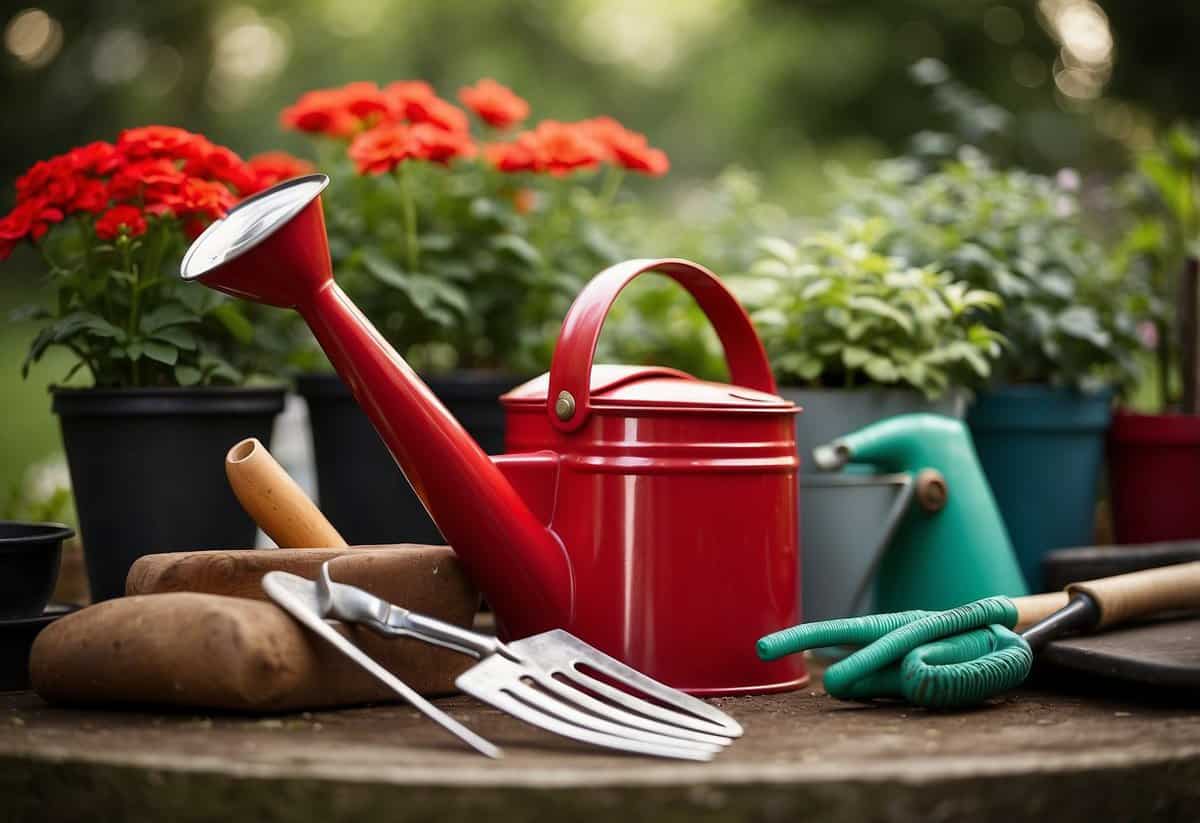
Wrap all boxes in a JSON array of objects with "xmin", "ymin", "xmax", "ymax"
[
  {"xmin": 1013, "ymin": 591, "xmax": 1070, "ymax": 630},
  {"xmin": 226, "ymin": 437, "xmax": 347, "ymax": 549},
  {"xmin": 1068, "ymin": 560, "xmax": 1200, "ymax": 628}
]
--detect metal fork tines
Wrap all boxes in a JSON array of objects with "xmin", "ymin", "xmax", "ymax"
[{"xmin": 315, "ymin": 562, "xmax": 741, "ymax": 761}]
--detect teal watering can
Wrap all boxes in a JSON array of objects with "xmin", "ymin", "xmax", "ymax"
[{"xmin": 812, "ymin": 413, "xmax": 1029, "ymax": 614}]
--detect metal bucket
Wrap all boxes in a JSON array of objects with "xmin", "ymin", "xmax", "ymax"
[{"xmin": 800, "ymin": 473, "xmax": 914, "ymax": 623}]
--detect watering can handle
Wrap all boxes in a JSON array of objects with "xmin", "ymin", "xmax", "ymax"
[{"xmin": 547, "ymin": 258, "xmax": 777, "ymax": 432}]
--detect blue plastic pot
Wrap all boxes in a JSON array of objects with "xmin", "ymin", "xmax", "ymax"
[{"xmin": 967, "ymin": 385, "xmax": 1113, "ymax": 591}]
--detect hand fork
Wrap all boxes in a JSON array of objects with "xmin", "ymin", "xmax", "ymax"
[{"xmin": 270, "ymin": 563, "xmax": 741, "ymax": 760}]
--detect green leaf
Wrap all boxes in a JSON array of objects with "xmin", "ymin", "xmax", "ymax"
[
  {"xmin": 361, "ymin": 248, "xmax": 409, "ymax": 289},
  {"xmin": 846, "ymin": 296, "xmax": 914, "ymax": 334},
  {"xmin": 143, "ymin": 340, "xmax": 178, "ymax": 366},
  {"xmin": 1056, "ymin": 306, "xmax": 1111, "ymax": 347},
  {"xmin": 755, "ymin": 236, "xmax": 797, "ymax": 264},
  {"xmin": 842, "ymin": 346, "xmax": 872, "ymax": 368},
  {"xmin": 210, "ymin": 303, "xmax": 255, "ymax": 345},
  {"xmin": 141, "ymin": 304, "xmax": 197, "ymax": 333},
  {"xmin": 491, "ymin": 234, "xmax": 543, "ymax": 266},
  {"xmin": 174, "ymin": 365, "xmax": 203, "ymax": 386},
  {"xmin": 151, "ymin": 326, "xmax": 198, "ymax": 350},
  {"xmin": 863, "ymin": 357, "xmax": 899, "ymax": 383}
]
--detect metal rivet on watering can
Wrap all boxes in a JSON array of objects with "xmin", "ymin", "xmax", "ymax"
[
  {"xmin": 916, "ymin": 468, "xmax": 949, "ymax": 513},
  {"xmin": 555, "ymin": 390, "xmax": 576, "ymax": 421}
]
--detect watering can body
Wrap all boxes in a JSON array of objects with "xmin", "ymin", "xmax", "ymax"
[
  {"xmin": 179, "ymin": 175, "xmax": 807, "ymax": 695},
  {"xmin": 820, "ymin": 413, "xmax": 1029, "ymax": 612}
]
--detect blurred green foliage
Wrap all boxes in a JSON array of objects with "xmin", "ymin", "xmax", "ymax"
[
  {"xmin": 840, "ymin": 149, "xmax": 1139, "ymax": 388},
  {"xmin": 311, "ymin": 128, "xmax": 644, "ymax": 376},
  {"xmin": 1111, "ymin": 125, "xmax": 1200, "ymax": 409},
  {"xmin": 735, "ymin": 217, "xmax": 1003, "ymax": 396},
  {"xmin": 1, "ymin": 0, "xmax": 1199, "ymax": 488},
  {"xmin": 21, "ymin": 214, "xmax": 289, "ymax": 387}
]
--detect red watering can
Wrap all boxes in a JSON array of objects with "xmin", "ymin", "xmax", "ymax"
[{"xmin": 181, "ymin": 175, "xmax": 807, "ymax": 695}]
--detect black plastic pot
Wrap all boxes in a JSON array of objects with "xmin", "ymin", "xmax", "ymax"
[
  {"xmin": 0, "ymin": 521, "xmax": 73, "ymax": 619},
  {"xmin": 296, "ymin": 371, "xmax": 523, "ymax": 545},
  {"xmin": 52, "ymin": 386, "xmax": 286, "ymax": 601},
  {"xmin": 0, "ymin": 603, "xmax": 78, "ymax": 691}
]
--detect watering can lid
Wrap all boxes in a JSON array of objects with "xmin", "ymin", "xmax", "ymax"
[{"xmin": 501, "ymin": 364, "xmax": 795, "ymax": 412}]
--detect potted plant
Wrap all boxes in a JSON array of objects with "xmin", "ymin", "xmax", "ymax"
[
  {"xmin": 734, "ymin": 216, "xmax": 1003, "ymax": 619},
  {"xmin": 1108, "ymin": 125, "xmax": 1200, "ymax": 543},
  {"xmin": 0, "ymin": 126, "xmax": 307, "ymax": 599},
  {"xmin": 277, "ymin": 79, "xmax": 669, "ymax": 544},
  {"xmin": 840, "ymin": 149, "xmax": 1137, "ymax": 589},
  {"xmin": 740, "ymin": 215, "xmax": 1002, "ymax": 456}
]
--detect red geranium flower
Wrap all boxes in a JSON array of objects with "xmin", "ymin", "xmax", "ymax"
[
  {"xmin": 245, "ymin": 152, "xmax": 316, "ymax": 193},
  {"xmin": 108, "ymin": 158, "xmax": 189, "ymax": 205},
  {"xmin": 382, "ymin": 81, "xmax": 436, "ymax": 112},
  {"xmin": 486, "ymin": 121, "xmax": 606, "ymax": 176},
  {"xmin": 185, "ymin": 143, "xmax": 256, "ymax": 194},
  {"xmin": 0, "ymin": 198, "xmax": 65, "ymax": 258},
  {"xmin": 348, "ymin": 124, "xmax": 418, "ymax": 175},
  {"xmin": 410, "ymin": 123, "xmax": 476, "ymax": 165},
  {"xmin": 172, "ymin": 177, "xmax": 237, "ymax": 222},
  {"xmin": 15, "ymin": 155, "xmax": 79, "ymax": 209},
  {"xmin": 579, "ymin": 117, "xmax": 669, "ymax": 176},
  {"xmin": 67, "ymin": 141, "xmax": 123, "ymax": 177},
  {"xmin": 70, "ymin": 178, "xmax": 110, "ymax": 214},
  {"xmin": 405, "ymin": 95, "xmax": 469, "ymax": 134},
  {"xmin": 281, "ymin": 88, "xmax": 361, "ymax": 138},
  {"xmin": 117, "ymin": 126, "xmax": 208, "ymax": 162},
  {"xmin": 94, "ymin": 205, "xmax": 147, "ymax": 240},
  {"xmin": 383, "ymin": 81, "xmax": 469, "ymax": 133},
  {"xmin": 484, "ymin": 132, "xmax": 544, "ymax": 173},
  {"xmin": 537, "ymin": 121, "xmax": 605, "ymax": 175},
  {"xmin": 338, "ymin": 81, "xmax": 392, "ymax": 122},
  {"xmin": 459, "ymin": 79, "xmax": 529, "ymax": 129}
]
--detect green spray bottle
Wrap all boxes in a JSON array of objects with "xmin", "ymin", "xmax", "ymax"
[{"xmin": 814, "ymin": 413, "xmax": 1029, "ymax": 612}]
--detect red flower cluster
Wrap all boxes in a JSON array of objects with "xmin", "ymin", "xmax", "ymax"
[
  {"xmin": 0, "ymin": 126, "xmax": 312, "ymax": 259},
  {"xmin": 486, "ymin": 118, "xmax": 669, "ymax": 177},
  {"xmin": 282, "ymin": 78, "xmax": 669, "ymax": 181},
  {"xmin": 245, "ymin": 152, "xmax": 316, "ymax": 192},
  {"xmin": 348, "ymin": 122, "xmax": 477, "ymax": 175},
  {"xmin": 94, "ymin": 205, "xmax": 147, "ymax": 241},
  {"xmin": 459, "ymin": 78, "xmax": 530, "ymax": 130},
  {"xmin": 281, "ymin": 80, "xmax": 472, "ymax": 139}
]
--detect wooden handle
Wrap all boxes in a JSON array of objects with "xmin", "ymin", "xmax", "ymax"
[
  {"xmin": 1068, "ymin": 560, "xmax": 1200, "ymax": 628},
  {"xmin": 226, "ymin": 437, "xmax": 347, "ymax": 549},
  {"xmin": 1012, "ymin": 591, "xmax": 1070, "ymax": 630}
]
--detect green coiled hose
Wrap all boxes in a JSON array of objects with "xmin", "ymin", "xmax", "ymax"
[{"xmin": 757, "ymin": 596, "xmax": 1034, "ymax": 708}]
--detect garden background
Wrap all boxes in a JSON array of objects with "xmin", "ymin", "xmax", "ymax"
[{"xmin": 1, "ymin": 0, "xmax": 1196, "ymax": 504}]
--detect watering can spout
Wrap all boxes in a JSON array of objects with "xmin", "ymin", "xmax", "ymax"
[{"xmin": 180, "ymin": 175, "xmax": 573, "ymax": 635}]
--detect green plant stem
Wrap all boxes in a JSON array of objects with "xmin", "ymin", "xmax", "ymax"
[
  {"xmin": 121, "ymin": 237, "xmax": 141, "ymax": 386},
  {"xmin": 397, "ymin": 162, "xmax": 419, "ymax": 273},
  {"xmin": 598, "ymin": 166, "xmax": 625, "ymax": 209}
]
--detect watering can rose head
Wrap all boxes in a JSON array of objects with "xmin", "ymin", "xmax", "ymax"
[
  {"xmin": 0, "ymin": 125, "xmax": 311, "ymax": 388},
  {"xmin": 276, "ymin": 78, "xmax": 669, "ymax": 374}
]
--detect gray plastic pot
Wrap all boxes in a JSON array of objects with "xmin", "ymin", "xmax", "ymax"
[
  {"xmin": 782, "ymin": 387, "xmax": 966, "ymax": 622},
  {"xmin": 799, "ymin": 473, "xmax": 914, "ymax": 622}
]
